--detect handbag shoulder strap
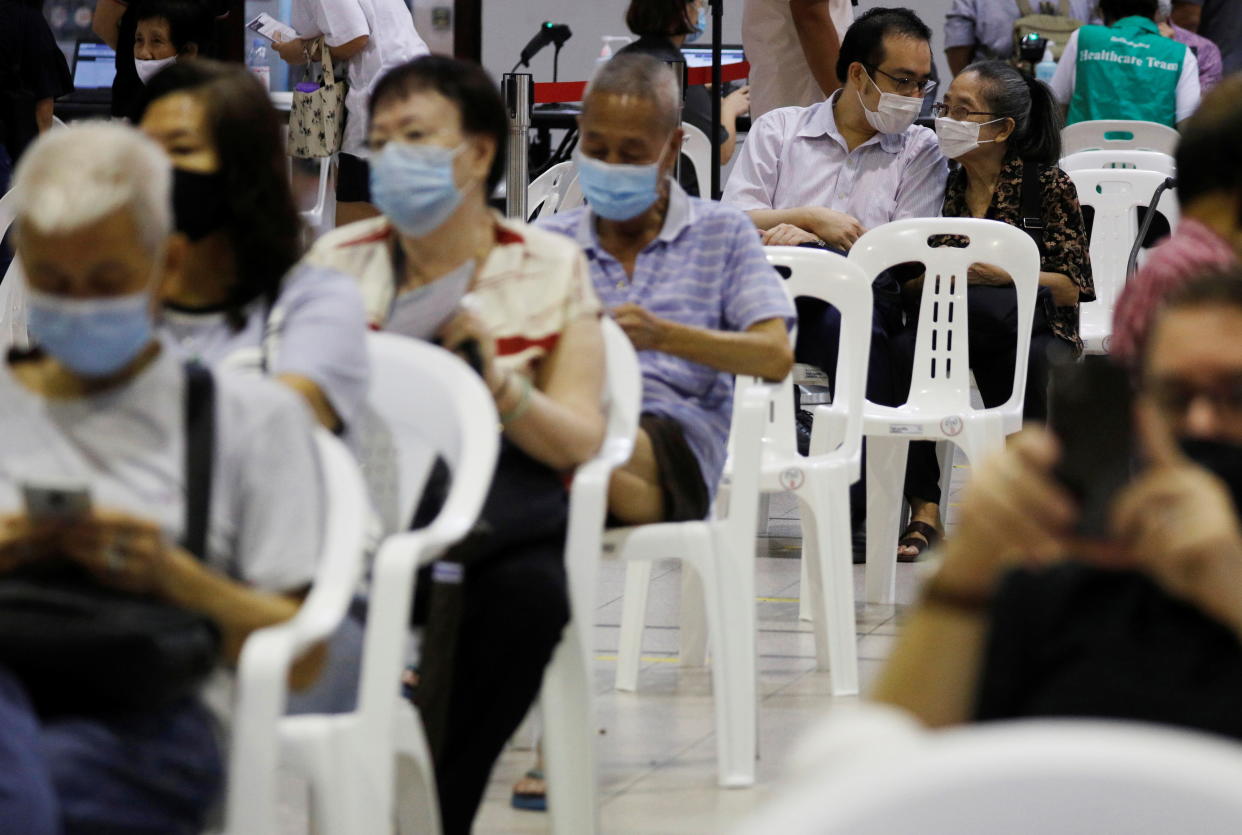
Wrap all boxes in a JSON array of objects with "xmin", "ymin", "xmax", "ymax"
[
  {"xmin": 1016, "ymin": 0, "xmax": 1035, "ymax": 17},
  {"xmin": 1019, "ymin": 158, "xmax": 1047, "ymax": 256},
  {"xmin": 318, "ymin": 37, "xmax": 337, "ymax": 87},
  {"xmin": 182, "ymin": 362, "xmax": 215, "ymax": 561}
]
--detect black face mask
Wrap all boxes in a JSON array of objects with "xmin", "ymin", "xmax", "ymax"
[
  {"xmin": 172, "ymin": 168, "xmax": 230, "ymax": 242},
  {"xmin": 1179, "ymin": 437, "xmax": 1242, "ymax": 512}
]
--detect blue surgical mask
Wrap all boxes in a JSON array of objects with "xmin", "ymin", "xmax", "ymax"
[
  {"xmin": 370, "ymin": 141, "xmax": 466, "ymax": 237},
  {"xmin": 687, "ymin": 4, "xmax": 708, "ymax": 42},
  {"xmin": 573, "ymin": 149, "xmax": 664, "ymax": 222},
  {"xmin": 27, "ymin": 288, "xmax": 154, "ymax": 377}
]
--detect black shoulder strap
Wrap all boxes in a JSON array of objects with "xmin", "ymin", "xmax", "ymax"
[
  {"xmin": 1019, "ymin": 159, "xmax": 1047, "ymax": 256},
  {"xmin": 182, "ymin": 363, "xmax": 216, "ymax": 561}
]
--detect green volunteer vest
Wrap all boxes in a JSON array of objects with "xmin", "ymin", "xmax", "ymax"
[{"xmin": 1067, "ymin": 16, "xmax": 1187, "ymax": 127}]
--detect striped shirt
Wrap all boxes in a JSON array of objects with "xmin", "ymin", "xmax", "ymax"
[
  {"xmin": 540, "ymin": 183, "xmax": 795, "ymax": 494},
  {"xmin": 302, "ymin": 213, "xmax": 601, "ymax": 375}
]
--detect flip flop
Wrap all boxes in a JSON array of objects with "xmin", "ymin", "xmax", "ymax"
[
  {"xmin": 897, "ymin": 520, "xmax": 940, "ymax": 563},
  {"xmin": 511, "ymin": 768, "xmax": 547, "ymax": 812}
]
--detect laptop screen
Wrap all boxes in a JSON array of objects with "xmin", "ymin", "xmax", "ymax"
[
  {"xmin": 679, "ymin": 45, "xmax": 746, "ymax": 70},
  {"xmin": 73, "ymin": 41, "xmax": 117, "ymax": 90}
]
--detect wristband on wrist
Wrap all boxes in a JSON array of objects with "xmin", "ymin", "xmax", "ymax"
[
  {"xmin": 499, "ymin": 374, "xmax": 533, "ymax": 424},
  {"xmin": 920, "ymin": 574, "xmax": 993, "ymax": 617}
]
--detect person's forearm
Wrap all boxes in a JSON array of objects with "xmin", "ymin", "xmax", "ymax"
[
  {"xmin": 658, "ymin": 320, "xmax": 793, "ymax": 381},
  {"xmin": 871, "ymin": 598, "xmax": 989, "ymax": 727},
  {"xmin": 35, "ymin": 99, "xmax": 54, "ymax": 133},
  {"xmin": 92, "ymin": 0, "xmax": 124, "ymax": 49},
  {"xmin": 790, "ymin": 0, "xmax": 842, "ymax": 97},
  {"xmin": 495, "ymin": 377, "xmax": 604, "ymax": 471},
  {"xmin": 160, "ymin": 546, "xmax": 325, "ymax": 688},
  {"xmin": 1040, "ymin": 271, "xmax": 1080, "ymax": 307},
  {"xmin": 277, "ymin": 373, "xmax": 342, "ymax": 433},
  {"xmin": 946, "ymin": 45, "xmax": 974, "ymax": 77},
  {"xmin": 329, "ymin": 35, "xmax": 369, "ymax": 61},
  {"xmin": 746, "ymin": 208, "xmax": 813, "ymax": 233},
  {"xmin": 719, "ymin": 115, "xmax": 739, "ymax": 166}
]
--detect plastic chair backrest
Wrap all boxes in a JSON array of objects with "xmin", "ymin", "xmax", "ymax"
[
  {"xmin": 224, "ymin": 427, "xmax": 370, "ymax": 833},
  {"xmin": 1068, "ymin": 167, "xmax": 1180, "ymax": 312},
  {"xmin": 526, "ymin": 161, "xmax": 575, "ymax": 221},
  {"xmin": 563, "ymin": 317, "xmax": 641, "ymax": 627},
  {"xmin": 681, "ymin": 122, "xmax": 712, "ymax": 196},
  {"xmin": 0, "ymin": 186, "xmax": 15, "ymax": 238},
  {"xmin": 849, "ymin": 218, "xmax": 1041, "ymax": 417},
  {"xmin": 561, "ymin": 171, "xmax": 585, "ymax": 212},
  {"xmin": 354, "ymin": 331, "xmax": 499, "ymax": 726},
  {"xmin": 734, "ymin": 719, "xmax": 1242, "ymax": 835},
  {"xmin": 1062, "ymin": 119, "xmax": 1179, "ymax": 156},
  {"xmin": 764, "ymin": 247, "xmax": 873, "ymax": 463},
  {"xmin": 1061, "ymin": 149, "xmax": 1176, "ymax": 176},
  {"xmin": 358, "ymin": 331, "xmax": 499, "ymax": 541}
]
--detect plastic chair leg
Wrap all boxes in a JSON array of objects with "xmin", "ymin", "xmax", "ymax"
[
  {"xmin": 541, "ymin": 624, "xmax": 599, "ymax": 835},
  {"xmin": 864, "ymin": 436, "xmax": 910, "ymax": 605},
  {"xmin": 615, "ymin": 560, "xmax": 653, "ymax": 692},
  {"xmin": 692, "ymin": 531, "xmax": 756, "ymax": 788},
  {"xmin": 393, "ymin": 706, "xmax": 441, "ymax": 835},
  {"xmin": 280, "ymin": 721, "xmax": 353, "ymax": 835},
  {"xmin": 799, "ymin": 481, "xmax": 860, "ymax": 695},
  {"xmin": 679, "ymin": 562, "xmax": 709, "ymax": 667},
  {"xmin": 798, "ymin": 552, "xmax": 813, "ymax": 622}
]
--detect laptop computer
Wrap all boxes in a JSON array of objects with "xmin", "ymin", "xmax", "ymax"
[
  {"xmin": 63, "ymin": 40, "xmax": 116, "ymax": 104},
  {"xmin": 679, "ymin": 44, "xmax": 747, "ymax": 71}
]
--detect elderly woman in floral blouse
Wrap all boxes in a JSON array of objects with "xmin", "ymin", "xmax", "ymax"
[{"xmin": 895, "ymin": 60, "xmax": 1094, "ymax": 560}]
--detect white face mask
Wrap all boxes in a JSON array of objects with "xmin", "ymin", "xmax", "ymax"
[
  {"xmin": 385, "ymin": 258, "xmax": 475, "ymax": 341},
  {"xmin": 934, "ymin": 116, "xmax": 1005, "ymax": 159},
  {"xmin": 135, "ymin": 55, "xmax": 177, "ymax": 85},
  {"xmin": 857, "ymin": 72, "xmax": 924, "ymax": 135}
]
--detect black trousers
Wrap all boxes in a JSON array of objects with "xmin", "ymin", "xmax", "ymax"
[
  {"xmin": 410, "ymin": 444, "xmax": 570, "ymax": 835},
  {"xmin": 413, "ymin": 540, "xmax": 569, "ymax": 835},
  {"xmin": 795, "ymin": 272, "xmax": 905, "ymax": 526},
  {"xmin": 895, "ymin": 288, "xmax": 1075, "ymax": 505}
]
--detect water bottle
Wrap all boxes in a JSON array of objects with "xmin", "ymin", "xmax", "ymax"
[
  {"xmin": 1035, "ymin": 44, "xmax": 1057, "ymax": 83},
  {"xmin": 248, "ymin": 39, "xmax": 271, "ymax": 91}
]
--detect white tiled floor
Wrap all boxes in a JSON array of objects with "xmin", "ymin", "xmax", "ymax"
[{"xmin": 474, "ymin": 489, "xmax": 932, "ymax": 835}]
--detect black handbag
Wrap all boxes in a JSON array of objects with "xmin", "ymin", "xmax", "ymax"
[{"xmin": 0, "ymin": 363, "xmax": 223, "ymax": 716}]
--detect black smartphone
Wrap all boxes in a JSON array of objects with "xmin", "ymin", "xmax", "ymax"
[{"xmin": 1049, "ymin": 357, "xmax": 1135, "ymax": 539}]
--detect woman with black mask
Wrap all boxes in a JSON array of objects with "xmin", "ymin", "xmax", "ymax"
[{"xmin": 137, "ymin": 59, "xmax": 369, "ymax": 436}]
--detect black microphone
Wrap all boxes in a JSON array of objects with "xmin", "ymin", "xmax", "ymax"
[{"xmin": 515, "ymin": 21, "xmax": 572, "ymax": 70}]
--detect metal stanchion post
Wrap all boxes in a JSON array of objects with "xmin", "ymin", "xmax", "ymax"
[{"xmin": 503, "ymin": 73, "xmax": 533, "ymax": 221}]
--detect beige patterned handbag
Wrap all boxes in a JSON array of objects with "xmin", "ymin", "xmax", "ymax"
[{"xmin": 288, "ymin": 37, "xmax": 346, "ymax": 159}]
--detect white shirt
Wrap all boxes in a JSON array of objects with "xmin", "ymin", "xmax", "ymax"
[
  {"xmin": 0, "ymin": 344, "xmax": 322, "ymax": 591},
  {"xmin": 1049, "ymin": 28, "xmax": 1201, "ymax": 123},
  {"xmin": 722, "ymin": 93, "xmax": 950, "ymax": 233},
  {"xmin": 291, "ymin": 0, "xmax": 429, "ymax": 157},
  {"xmin": 742, "ymin": 0, "xmax": 854, "ymax": 119}
]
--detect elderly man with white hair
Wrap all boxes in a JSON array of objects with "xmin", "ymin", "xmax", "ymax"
[
  {"xmin": 541, "ymin": 52, "xmax": 795, "ymax": 526},
  {"xmin": 0, "ymin": 122, "xmax": 324, "ymax": 832}
]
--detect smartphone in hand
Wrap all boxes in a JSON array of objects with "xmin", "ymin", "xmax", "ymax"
[{"xmin": 1049, "ymin": 357, "xmax": 1135, "ymax": 539}]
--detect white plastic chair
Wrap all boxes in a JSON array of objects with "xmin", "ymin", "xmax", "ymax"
[
  {"xmin": 223, "ymin": 429, "xmax": 370, "ymax": 834},
  {"xmin": 1068, "ymin": 168, "xmax": 1180, "ymax": 355},
  {"xmin": 298, "ymin": 155, "xmax": 336, "ymax": 241},
  {"xmin": 1060, "ymin": 149, "xmax": 1176, "ymax": 176},
  {"xmin": 851, "ymin": 219, "xmax": 1041, "ymax": 605},
  {"xmin": 681, "ymin": 121, "xmax": 713, "ymax": 196},
  {"xmin": 609, "ymin": 373, "xmax": 777, "ymax": 787},
  {"xmin": 528, "ymin": 318, "xmax": 642, "ymax": 835},
  {"xmin": 526, "ymin": 160, "xmax": 575, "ymax": 221},
  {"xmin": 560, "ymin": 170, "xmax": 585, "ymax": 212},
  {"xmin": 0, "ymin": 188, "xmax": 30, "ymax": 349},
  {"xmin": 1061, "ymin": 119, "xmax": 1180, "ymax": 156},
  {"xmin": 276, "ymin": 333, "xmax": 500, "ymax": 835},
  {"xmin": 734, "ymin": 714, "xmax": 1242, "ymax": 835}
]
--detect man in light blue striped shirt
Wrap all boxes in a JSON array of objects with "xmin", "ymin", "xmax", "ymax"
[{"xmin": 541, "ymin": 54, "xmax": 794, "ymax": 525}]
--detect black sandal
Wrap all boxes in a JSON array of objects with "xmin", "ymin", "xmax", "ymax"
[{"xmin": 897, "ymin": 520, "xmax": 940, "ymax": 563}]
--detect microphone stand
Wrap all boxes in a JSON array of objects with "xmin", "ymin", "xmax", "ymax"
[{"xmin": 710, "ymin": 0, "xmax": 723, "ymax": 199}]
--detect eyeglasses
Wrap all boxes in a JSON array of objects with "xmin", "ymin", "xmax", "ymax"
[
  {"xmin": 865, "ymin": 65, "xmax": 936, "ymax": 97},
  {"xmin": 1145, "ymin": 378, "xmax": 1242, "ymax": 419},
  {"xmin": 930, "ymin": 102, "xmax": 1002, "ymax": 121}
]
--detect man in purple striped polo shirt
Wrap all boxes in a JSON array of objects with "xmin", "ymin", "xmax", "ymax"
[{"xmin": 541, "ymin": 54, "xmax": 795, "ymax": 524}]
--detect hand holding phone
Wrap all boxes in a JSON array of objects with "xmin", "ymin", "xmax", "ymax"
[{"xmin": 1049, "ymin": 357, "xmax": 1136, "ymax": 539}]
